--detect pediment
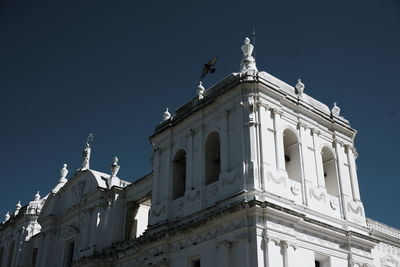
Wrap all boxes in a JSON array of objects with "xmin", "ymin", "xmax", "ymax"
[{"xmin": 39, "ymin": 169, "xmax": 110, "ymax": 219}]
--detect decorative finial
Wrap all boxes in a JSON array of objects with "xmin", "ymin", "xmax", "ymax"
[
  {"xmin": 295, "ymin": 79, "xmax": 305, "ymax": 96},
  {"xmin": 332, "ymin": 102, "xmax": 341, "ymax": 117},
  {"xmin": 5, "ymin": 211, "xmax": 10, "ymax": 221},
  {"xmin": 59, "ymin": 163, "xmax": 68, "ymax": 183},
  {"xmin": 163, "ymin": 108, "xmax": 171, "ymax": 121},
  {"xmin": 14, "ymin": 201, "xmax": 22, "ymax": 216},
  {"xmin": 34, "ymin": 191, "xmax": 40, "ymax": 201},
  {"xmin": 80, "ymin": 134, "xmax": 94, "ymax": 171},
  {"xmin": 240, "ymin": 37, "xmax": 258, "ymax": 73},
  {"xmin": 196, "ymin": 81, "xmax": 205, "ymax": 100},
  {"xmin": 110, "ymin": 156, "xmax": 120, "ymax": 177}
]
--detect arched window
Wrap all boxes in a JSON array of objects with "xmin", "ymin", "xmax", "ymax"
[
  {"xmin": 205, "ymin": 132, "xmax": 221, "ymax": 185},
  {"xmin": 321, "ymin": 147, "xmax": 339, "ymax": 197},
  {"xmin": 283, "ymin": 129, "xmax": 302, "ymax": 183},
  {"xmin": 172, "ymin": 149, "xmax": 187, "ymax": 200}
]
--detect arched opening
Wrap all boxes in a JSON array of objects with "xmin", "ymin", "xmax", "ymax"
[
  {"xmin": 321, "ymin": 147, "xmax": 339, "ymax": 197},
  {"xmin": 283, "ymin": 129, "xmax": 301, "ymax": 183},
  {"xmin": 172, "ymin": 149, "xmax": 187, "ymax": 200},
  {"xmin": 125, "ymin": 201, "xmax": 150, "ymax": 239},
  {"xmin": 125, "ymin": 202, "xmax": 139, "ymax": 240},
  {"xmin": 205, "ymin": 132, "xmax": 221, "ymax": 185}
]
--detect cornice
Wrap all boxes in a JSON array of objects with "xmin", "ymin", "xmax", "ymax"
[{"xmin": 75, "ymin": 198, "xmax": 381, "ymax": 265}]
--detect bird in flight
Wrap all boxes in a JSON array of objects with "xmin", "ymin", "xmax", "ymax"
[{"xmin": 200, "ymin": 56, "xmax": 218, "ymax": 79}]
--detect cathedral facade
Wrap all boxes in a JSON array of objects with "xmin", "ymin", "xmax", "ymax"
[{"xmin": 0, "ymin": 38, "xmax": 399, "ymax": 267}]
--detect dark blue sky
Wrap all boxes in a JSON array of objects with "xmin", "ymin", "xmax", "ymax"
[{"xmin": 1, "ymin": 0, "xmax": 399, "ymax": 228}]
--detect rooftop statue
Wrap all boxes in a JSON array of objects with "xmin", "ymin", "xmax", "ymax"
[{"xmin": 80, "ymin": 133, "xmax": 94, "ymax": 171}]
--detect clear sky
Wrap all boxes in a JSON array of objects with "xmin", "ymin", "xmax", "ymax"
[{"xmin": 0, "ymin": 0, "xmax": 399, "ymax": 228}]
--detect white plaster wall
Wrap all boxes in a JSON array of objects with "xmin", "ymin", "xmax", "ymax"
[{"xmin": 149, "ymin": 87, "xmax": 246, "ymax": 225}]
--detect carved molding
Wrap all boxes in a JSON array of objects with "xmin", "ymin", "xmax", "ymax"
[
  {"xmin": 377, "ymin": 243, "xmax": 400, "ymax": 257},
  {"xmin": 152, "ymin": 204, "xmax": 166, "ymax": 217},
  {"xmin": 222, "ymin": 171, "xmax": 240, "ymax": 186},
  {"xmin": 349, "ymin": 260, "xmax": 374, "ymax": 267},
  {"xmin": 309, "ymin": 188, "xmax": 326, "ymax": 203},
  {"xmin": 380, "ymin": 255, "xmax": 400, "ymax": 267},
  {"xmin": 290, "ymin": 183, "xmax": 300, "ymax": 196},
  {"xmin": 266, "ymin": 220, "xmax": 294, "ymax": 236},
  {"xmin": 297, "ymin": 121, "xmax": 308, "ymax": 130},
  {"xmin": 266, "ymin": 172, "xmax": 286, "ymax": 187},
  {"xmin": 297, "ymin": 230, "xmax": 339, "ymax": 249},
  {"xmin": 207, "ymin": 183, "xmax": 218, "ymax": 197},
  {"xmin": 330, "ymin": 197, "xmax": 338, "ymax": 210},
  {"xmin": 186, "ymin": 190, "xmax": 200, "ymax": 202},
  {"xmin": 61, "ymin": 224, "xmax": 79, "ymax": 239},
  {"xmin": 234, "ymin": 233, "xmax": 251, "ymax": 243},
  {"xmin": 216, "ymin": 240, "xmax": 232, "ymax": 248},
  {"xmin": 170, "ymin": 218, "xmax": 247, "ymax": 251},
  {"xmin": 174, "ymin": 199, "xmax": 183, "ymax": 212},
  {"xmin": 347, "ymin": 201, "xmax": 363, "ymax": 216}
]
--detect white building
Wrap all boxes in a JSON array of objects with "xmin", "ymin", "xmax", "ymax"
[{"xmin": 1, "ymin": 38, "xmax": 399, "ymax": 267}]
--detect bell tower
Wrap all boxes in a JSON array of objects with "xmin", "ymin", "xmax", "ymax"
[{"xmin": 148, "ymin": 38, "xmax": 366, "ymax": 230}]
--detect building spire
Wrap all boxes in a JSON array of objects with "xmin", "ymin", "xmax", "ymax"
[
  {"xmin": 240, "ymin": 37, "xmax": 258, "ymax": 74},
  {"xmin": 80, "ymin": 133, "xmax": 94, "ymax": 171}
]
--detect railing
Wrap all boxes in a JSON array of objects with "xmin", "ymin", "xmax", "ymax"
[{"xmin": 367, "ymin": 218, "xmax": 400, "ymax": 239}]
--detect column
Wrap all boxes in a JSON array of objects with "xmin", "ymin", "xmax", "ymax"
[
  {"xmin": 187, "ymin": 131, "xmax": 194, "ymax": 191},
  {"xmin": 152, "ymin": 148, "xmax": 161, "ymax": 203},
  {"xmin": 298, "ymin": 123, "xmax": 308, "ymax": 206},
  {"xmin": 247, "ymin": 97, "xmax": 261, "ymax": 190},
  {"xmin": 346, "ymin": 146, "xmax": 361, "ymax": 201},
  {"xmin": 216, "ymin": 241, "xmax": 231, "ymax": 266},
  {"xmin": 12, "ymin": 229, "xmax": 22, "ymax": 267},
  {"xmin": 221, "ymin": 110, "xmax": 230, "ymax": 174},
  {"xmin": 334, "ymin": 141, "xmax": 352, "ymax": 198},
  {"xmin": 286, "ymin": 242, "xmax": 297, "ymax": 267},
  {"xmin": 266, "ymin": 238, "xmax": 284, "ymax": 267},
  {"xmin": 273, "ymin": 109, "xmax": 285, "ymax": 171},
  {"xmin": 37, "ymin": 232, "xmax": 47, "ymax": 267},
  {"xmin": 333, "ymin": 141, "xmax": 348, "ymax": 220},
  {"xmin": 312, "ymin": 129, "xmax": 324, "ymax": 188}
]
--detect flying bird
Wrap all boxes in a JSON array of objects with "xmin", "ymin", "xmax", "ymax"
[{"xmin": 200, "ymin": 56, "xmax": 218, "ymax": 79}]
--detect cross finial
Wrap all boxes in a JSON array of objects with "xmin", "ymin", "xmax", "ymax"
[{"xmin": 86, "ymin": 133, "xmax": 94, "ymax": 148}]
